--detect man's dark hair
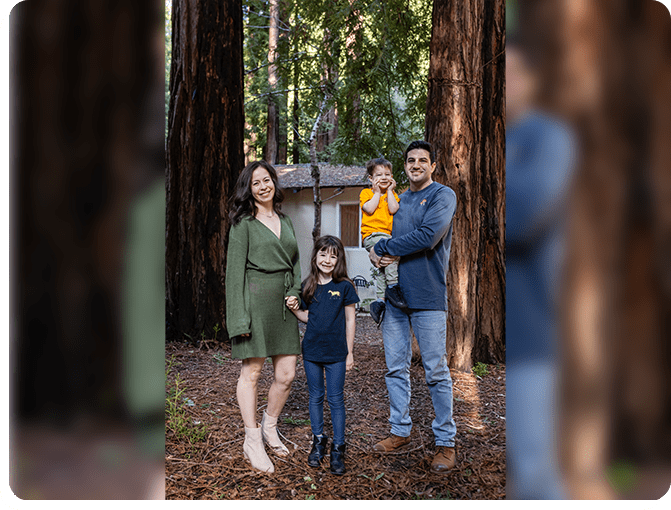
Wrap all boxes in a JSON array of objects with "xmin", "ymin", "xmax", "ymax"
[{"xmin": 403, "ymin": 140, "xmax": 435, "ymax": 164}]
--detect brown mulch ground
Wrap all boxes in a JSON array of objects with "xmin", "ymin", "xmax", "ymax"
[{"xmin": 165, "ymin": 316, "xmax": 506, "ymax": 500}]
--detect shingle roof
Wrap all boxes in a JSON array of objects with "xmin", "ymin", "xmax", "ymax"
[{"xmin": 276, "ymin": 164, "xmax": 367, "ymax": 190}]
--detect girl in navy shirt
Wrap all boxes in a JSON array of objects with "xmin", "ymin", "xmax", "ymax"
[{"xmin": 289, "ymin": 235, "xmax": 359, "ymax": 475}]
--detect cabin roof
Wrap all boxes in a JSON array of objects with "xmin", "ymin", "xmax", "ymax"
[{"xmin": 276, "ymin": 164, "xmax": 368, "ymax": 190}]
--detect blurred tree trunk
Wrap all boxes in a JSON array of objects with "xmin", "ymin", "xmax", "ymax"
[
  {"xmin": 424, "ymin": 0, "xmax": 506, "ymax": 371},
  {"xmin": 165, "ymin": 0, "xmax": 245, "ymax": 341},
  {"xmin": 265, "ymin": 0, "xmax": 279, "ymax": 164},
  {"xmin": 517, "ymin": 0, "xmax": 671, "ymax": 498},
  {"xmin": 12, "ymin": 0, "xmax": 162, "ymax": 421}
]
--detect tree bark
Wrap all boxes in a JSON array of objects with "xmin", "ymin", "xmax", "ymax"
[
  {"xmin": 165, "ymin": 0, "xmax": 245, "ymax": 341},
  {"xmin": 515, "ymin": 0, "xmax": 671, "ymax": 498},
  {"xmin": 316, "ymin": 18, "xmax": 340, "ymax": 157},
  {"xmin": 424, "ymin": 0, "xmax": 505, "ymax": 371},
  {"xmin": 12, "ymin": 0, "xmax": 162, "ymax": 420},
  {"xmin": 291, "ymin": 4, "xmax": 300, "ymax": 164},
  {"xmin": 265, "ymin": 0, "xmax": 280, "ymax": 164},
  {"xmin": 308, "ymin": 94, "xmax": 330, "ymax": 242}
]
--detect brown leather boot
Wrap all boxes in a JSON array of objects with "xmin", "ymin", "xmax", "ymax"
[
  {"xmin": 430, "ymin": 446, "xmax": 456, "ymax": 472},
  {"xmin": 372, "ymin": 434, "xmax": 411, "ymax": 453}
]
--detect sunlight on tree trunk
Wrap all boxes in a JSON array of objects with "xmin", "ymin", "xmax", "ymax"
[{"xmin": 425, "ymin": 0, "xmax": 505, "ymax": 371}]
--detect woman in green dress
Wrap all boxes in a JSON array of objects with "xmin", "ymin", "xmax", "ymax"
[{"xmin": 226, "ymin": 160, "xmax": 302, "ymax": 473}]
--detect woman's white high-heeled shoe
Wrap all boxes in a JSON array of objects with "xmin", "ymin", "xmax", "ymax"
[
  {"xmin": 261, "ymin": 411, "xmax": 290, "ymax": 457},
  {"xmin": 243, "ymin": 426, "xmax": 274, "ymax": 473}
]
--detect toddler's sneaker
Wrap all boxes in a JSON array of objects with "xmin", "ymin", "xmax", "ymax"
[
  {"xmin": 385, "ymin": 285, "xmax": 408, "ymax": 311},
  {"xmin": 369, "ymin": 299, "xmax": 386, "ymax": 326}
]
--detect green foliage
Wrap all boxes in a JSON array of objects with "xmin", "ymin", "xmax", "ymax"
[
  {"xmin": 359, "ymin": 472, "xmax": 385, "ymax": 481},
  {"xmin": 242, "ymin": 0, "xmax": 431, "ymax": 165},
  {"xmin": 472, "ymin": 362, "xmax": 489, "ymax": 378},
  {"xmin": 166, "ymin": 355, "xmax": 208, "ymax": 443},
  {"xmin": 166, "ymin": 0, "xmax": 432, "ymax": 165},
  {"xmin": 282, "ymin": 416, "xmax": 311, "ymax": 426},
  {"xmin": 213, "ymin": 352, "xmax": 230, "ymax": 365},
  {"xmin": 606, "ymin": 460, "xmax": 639, "ymax": 493}
]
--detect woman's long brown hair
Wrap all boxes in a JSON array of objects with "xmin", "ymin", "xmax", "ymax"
[
  {"xmin": 229, "ymin": 160, "xmax": 285, "ymax": 225},
  {"xmin": 302, "ymin": 235, "xmax": 354, "ymax": 305}
]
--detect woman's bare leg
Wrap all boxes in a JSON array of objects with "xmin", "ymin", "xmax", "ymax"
[
  {"xmin": 266, "ymin": 354, "xmax": 297, "ymax": 417},
  {"xmin": 237, "ymin": 357, "xmax": 265, "ymax": 428}
]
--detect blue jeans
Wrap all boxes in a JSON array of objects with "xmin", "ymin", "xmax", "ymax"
[
  {"xmin": 380, "ymin": 303, "xmax": 456, "ymax": 446},
  {"xmin": 303, "ymin": 359, "xmax": 346, "ymax": 445},
  {"xmin": 507, "ymin": 361, "xmax": 565, "ymax": 499}
]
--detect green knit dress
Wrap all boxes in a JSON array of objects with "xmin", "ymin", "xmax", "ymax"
[{"xmin": 225, "ymin": 215, "xmax": 302, "ymax": 359}]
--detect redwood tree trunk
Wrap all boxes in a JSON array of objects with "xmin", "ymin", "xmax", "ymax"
[
  {"xmin": 12, "ymin": 0, "xmax": 162, "ymax": 421},
  {"xmin": 515, "ymin": 0, "xmax": 671, "ymax": 498},
  {"xmin": 316, "ymin": 19, "xmax": 340, "ymax": 157},
  {"xmin": 424, "ymin": 0, "xmax": 505, "ymax": 371},
  {"xmin": 165, "ymin": 0, "xmax": 245, "ymax": 341},
  {"xmin": 265, "ymin": 0, "xmax": 280, "ymax": 164}
]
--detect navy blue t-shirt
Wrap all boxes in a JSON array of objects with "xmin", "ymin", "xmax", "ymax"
[{"xmin": 301, "ymin": 279, "xmax": 359, "ymax": 363}]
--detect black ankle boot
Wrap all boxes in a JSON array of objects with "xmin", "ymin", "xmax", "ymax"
[
  {"xmin": 307, "ymin": 434, "xmax": 329, "ymax": 467},
  {"xmin": 330, "ymin": 443, "xmax": 346, "ymax": 475}
]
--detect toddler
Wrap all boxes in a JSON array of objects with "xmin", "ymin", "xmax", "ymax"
[{"xmin": 360, "ymin": 157, "xmax": 407, "ymax": 325}]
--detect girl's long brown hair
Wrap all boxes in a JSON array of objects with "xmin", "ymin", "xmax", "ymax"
[
  {"xmin": 302, "ymin": 235, "xmax": 354, "ymax": 305},
  {"xmin": 229, "ymin": 160, "xmax": 285, "ymax": 225}
]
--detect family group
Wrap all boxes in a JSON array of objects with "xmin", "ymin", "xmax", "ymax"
[{"xmin": 225, "ymin": 140, "xmax": 458, "ymax": 476}]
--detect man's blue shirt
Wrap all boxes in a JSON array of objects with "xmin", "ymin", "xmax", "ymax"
[{"xmin": 374, "ymin": 181, "xmax": 457, "ymax": 311}]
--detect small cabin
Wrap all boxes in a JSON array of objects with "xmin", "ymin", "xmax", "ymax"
[{"xmin": 276, "ymin": 164, "xmax": 377, "ymax": 309}]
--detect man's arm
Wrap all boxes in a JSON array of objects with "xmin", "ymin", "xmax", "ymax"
[
  {"xmin": 374, "ymin": 187, "xmax": 456, "ymax": 258},
  {"xmin": 369, "ymin": 247, "xmax": 398, "ymax": 268}
]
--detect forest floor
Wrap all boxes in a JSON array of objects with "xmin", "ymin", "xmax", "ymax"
[{"xmin": 165, "ymin": 315, "xmax": 506, "ymax": 500}]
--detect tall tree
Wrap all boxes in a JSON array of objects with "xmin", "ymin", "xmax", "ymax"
[
  {"xmin": 12, "ymin": 0, "xmax": 165, "ymax": 496},
  {"xmin": 265, "ymin": 0, "xmax": 280, "ymax": 163},
  {"xmin": 513, "ymin": 0, "xmax": 671, "ymax": 498},
  {"xmin": 424, "ymin": 0, "xmax": 506, "ymax": 370},
  {"xmin": 315, "ymin": 12, "xmax": 340, "ymax": 157},
  {"xmin": 12, "ymin": 0, "xmax": 163, "ymax": 422},
  {"xmin": 243, "ymin": 0, "xmax": 432, "ymax": 168},
  {"xmin": 165, "ymin": 0, "xmax": 245, "ymax": 340}
]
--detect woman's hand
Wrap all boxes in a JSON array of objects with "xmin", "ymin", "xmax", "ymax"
[
  {"xmin": 285, "ymin": 295, "xmax": 299, "ymax": 310},
  {"xmin": 346, "ymin": 353, "xmax": 354, "ymax": 371}
]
